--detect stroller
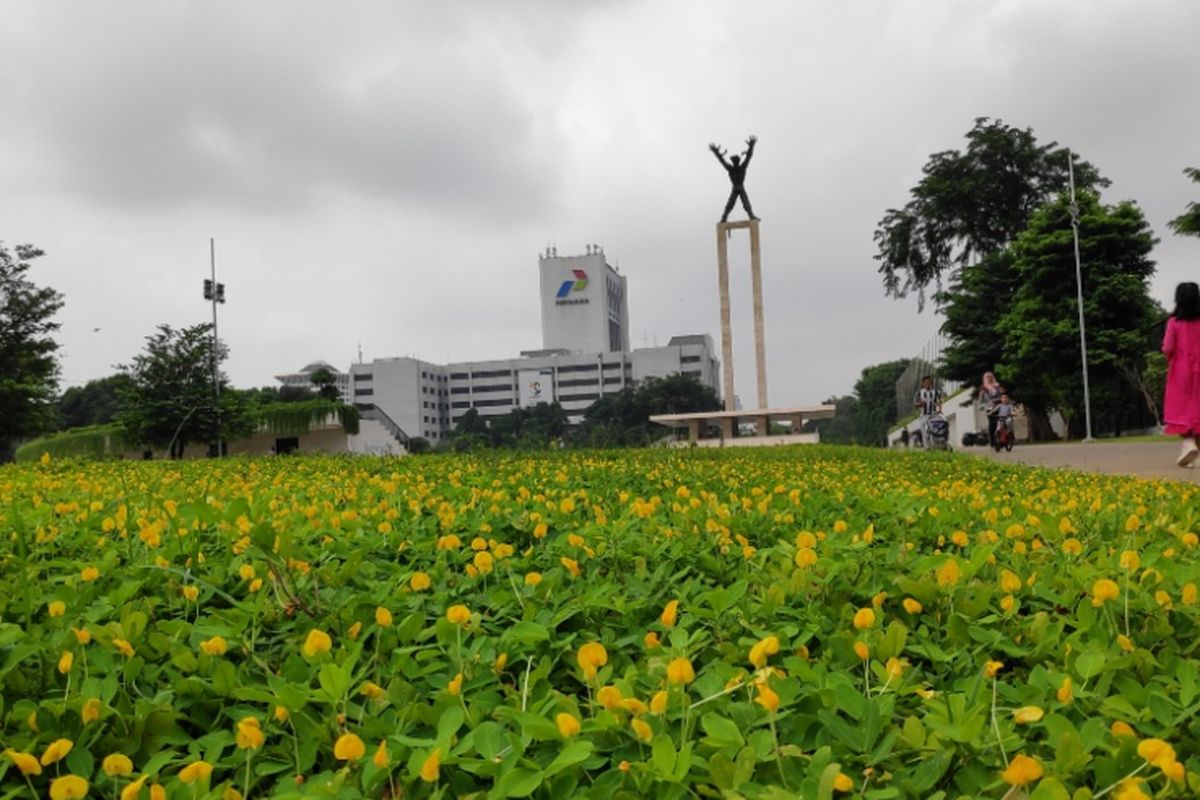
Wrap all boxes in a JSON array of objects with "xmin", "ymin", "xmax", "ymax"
[{"xmin": 926, "ymin": 413, "xmax": 950, "ymax": 451}]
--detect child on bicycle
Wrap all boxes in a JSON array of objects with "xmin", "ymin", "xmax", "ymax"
[{"xmin": 995, "ymin": 393, "xmax": 1014, "ymax": 439}]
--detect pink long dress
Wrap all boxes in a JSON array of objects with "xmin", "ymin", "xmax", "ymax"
[{"xmin": 1162, "ymin": 316, "xmax": 1200, "ymax": 435}]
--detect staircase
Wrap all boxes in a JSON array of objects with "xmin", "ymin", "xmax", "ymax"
[{"xmin": 356, "ymin": 404, "xmax": 411, "ymax": 450}]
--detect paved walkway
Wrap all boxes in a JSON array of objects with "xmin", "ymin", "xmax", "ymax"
[{"xmin": 970, "ymin": 440, "xmax": 1200, "ymax": 484}]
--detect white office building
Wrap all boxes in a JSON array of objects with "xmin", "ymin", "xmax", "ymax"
[{"xmin": 302, "ymin": 246, "xmax": 719, "ymax": 445}]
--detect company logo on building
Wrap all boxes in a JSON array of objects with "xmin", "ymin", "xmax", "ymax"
[{"xmin": 555, "ymin": 270, "xmax": 589, "ymax": 305}]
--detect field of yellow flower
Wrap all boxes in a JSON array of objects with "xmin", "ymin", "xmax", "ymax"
[{"xmin": 2, "ymin": 447, "xmax": 1199, "ymax": 799}]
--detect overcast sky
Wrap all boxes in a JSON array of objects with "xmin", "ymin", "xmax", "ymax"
[{"xmin": 2, "ymin": 0, "xmax": 1198, "ymax": 406}]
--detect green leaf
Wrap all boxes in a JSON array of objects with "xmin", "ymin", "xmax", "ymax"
[
  {"xmin": 544, "ymin": 741, "xmax": 592, "ymax": 777},
  {"xmin": 700, "ymin": 713, "xmax": 744, "ymax": 749},
  {"xmin": 497, "ymin": 767, "xmax": 543, "ymax": 797},
  {"xmin": 474, "ymin": 721, "xmax": 504, "ymax": 760},
  {"xmin": 652, "ymin": 734, "xmax": 676, "ymax": 778},
  {"xmin": 506, "ymin": 621, "xmax": 550, "ymax": 646},
  {"xmin": 1075, "ymin": 649, "xmax": 1106, "ymax": 679},
  {"xmin": 1031, "ymin": 777, "xmax": 1071, "ymax": 800},
  {"xmin": 438, "ymin": 705, "xmax": 465, "ymax": 744}
]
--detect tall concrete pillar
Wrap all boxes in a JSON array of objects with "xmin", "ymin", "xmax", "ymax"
[
  {"xmin": 716, "ymin": 219, "xmax": 768, "ymax": 412},
  {"xmin": 716, "ymin": 224, "xmax": 735, "ymax": 412}
]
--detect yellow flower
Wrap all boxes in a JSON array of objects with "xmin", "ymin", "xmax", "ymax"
[
  {"xmin": 852, "ymin": 607, "xmax": 875, "ymax": 630},
  {"xmin": 49, "ymin": 600, "xmax": 66, "ymax": 617},
  {"xmin": 1012, "ymin": 706, "xmax": 1044, "ymax": 724},
  {"xmin": 885, "ymin": 657, "xmax": 906, "ymax": 680},
  {"xmin": 984, "ymin": 660, "xmax": 1004, "ymax": 678},
  {"xmin": 274, "ymin": 705, "xmax": 289, "ymax": 723},
  {"xmin": 833, "ymin": 772, "xmax": 853, "ymax": 792},
  {"xmin": 1113, "ymin": 778, "xmax": 1151, "ymax": 800},
  {"xmin": 935, "ymin": 558, "xmax": 960, "ymax": 587},
  {"xmin": 448, "ymin": 672, "xmax": 463, "ymax": 695},
  {"xmin": 446, "ymin": 605, "xmax": 471, "ymax": 625},
  {"xmin": 3, "ymin": 749, "xmax": 42, "ymax": 775},
  {"xmin": 40, "ymin": 738, "xmax": 74, "ymax": 765},
  {"xmin": 1092, "ymin": 578, "xmax": 1120, "ymax": 606},
  {"xmin": 1000, "ymin": 753, "xmax": 1043, "ymax": 786},
  {"xmin": 1118, "ymin": 634, "xmax": 1134, "ymax": 652},
  {"xmin": 1000, "ymin": 594, "xmax": 1015, "ymax": 613},
  {"xmin": 81, "ymin": 697, "xmax": 102, "ymax": 724},
  {"xmin": 1111, "ymin": 720, "xmax": 1136, "ymax": 737},
  {"xmin": 749, "ymin": 635, "xmax": 781, "ymax": 668},
  {"xmin": 49, "ymin": 776, "xmax": 89, "ymax": 800},
  {"xmin": 661, "ymin": 599, "xmax": 679, "ymax": 628},
  {"xmin": 902, "ymin": 598, "xmax": 922, "ymax": 614},
  {"xmin": 200, "ymin": 636, "xmax": 227, "ymax": 656},
  {"xmin": 630, "ymin": 718, "xmax": 653, "ymax": 742},
  {"xmin": 644, "ymin": 631, "xmax": 661, "ymax": 649},
  {"xmin": 121, "ymin": 775, "xmax": 147, "ymax": 800},
  {"xmin": 754, "ymin": 679, "xmax": 780, "ymax": 712},
  {"xmin": 238, "ymin": 564, "xmax": 255, "ymax": 580},
  {"xmin": 58, "ymin": 650, "xmax": 74, "ymax": 673},
  {"xmin": 667, "ymin": 657, "xmax": 696, "ymax": 684},
  {"xmin": 375, "ymin": 607, "xmax": 393, "ymax": 627},
  {"xmin": 1124, "ymin": 514, "xmax": 1141, "ymax": 532},
  {"xmin": 577, "ymin": 642, "xmax": 608, "ymax": 680},
  {"xmin": 222, "ymin": 789, "xmax": 242, "ymax": 800},
  {"xmin": 556, "ymin": 713, "xmax": 581, "ymax": 737},
  {"xmin": 650, "ymin": 690, "xmax": 668, "ymax": 714},
  {"xmin": 178, "ymin": 760, "xmax": 213, "ymax": 784},
  {"xmin": 372, "ymin": 740, "xmax": 389, "ymax": 768},
  {"xmin": 597, "ymin": 685, "xmax": 624, "ymax": 710},
  {"xmin": 853, "ymin": 641, "xmax": 869, "ymax": 661},
  {"xmin": 149, "ymin": 784, "xmax": 165, "ymax": 800},
  {"xmin": 524, "ymin": 571, "xmax": 542, "ymax": 587},
  {"xmin": 795, "ymin": 547, "xmax": 818, "ymax": 567},
  {"xmin": 1119, "ymin": 550, "xmax": 1140, "ymax": 571},
  {"xmin": 1063, "ymin": 537, "xmax": 1083, "ymax": 555},
  {"xmin": 102, "ymin": 753, "xmax": 134, "ymax": 776},
  {"xmin": 419, "ymin": 748, "xmax": 441, "ymax": 782},
  {"xmin": 561, "ymin": 557, "xmax": 580, "ymax": 577},
  {"xmin": 182, "ymin": 585, "xmax": 199, "ymax": 601},
  {"xmin": 410, "ymin": 571, "xmax": 432, "ymax": 591},
  {"xmin": 1137, "ymin": 738, "xmax": 1176, "ymax": 769},
  {"xmin": 999, "ymin": 569, "xmax": 1021, "ymax": 593},
  {"xmin": 113, "ymin": 638, "xmax": 134, "ymax": 657},
  {"xmin": 236, "ymin": 717, "xmax": 264, "ymax": 750},
  {"xmin": 72, "ymin": 627, "xmax": 92, "ymax": 645},
  {"xmin": 348, "ymin": 621, "xmax": 363, "ymax": 639},
  {"xmin": 473, "ymin": 551, "xmax": 494, "ymax": 574},
  {"xmin": 302, "ymin": 629, "xmax": 332, "ymax": 657},
  {"xmin": 248, "ymin": 578, "xmax": 263, "ymax": 593},
  {"xmin": 334, "ymin": 733, "xmax": 366, "ymax": 761},
  {"xmin": 81, "ymin": 566, "xmax": 100, "ymax": 582}
]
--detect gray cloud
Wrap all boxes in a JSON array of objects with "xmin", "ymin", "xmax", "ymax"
[{"xmin": 1, "ymin": 0, "xmax": 1198, "ymax": 407}]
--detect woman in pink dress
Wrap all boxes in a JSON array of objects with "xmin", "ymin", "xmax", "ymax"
[{"xmin": 1163, "ymin": 282, "xmax": 1200, "ymax": 466}]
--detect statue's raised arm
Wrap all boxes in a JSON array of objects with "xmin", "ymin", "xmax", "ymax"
[
  {"xmin": 708, "ymin": 142, "xmax": 730, "ymax": 168},
  {"xmin": 742, "ymin": 135, "xmax": 757, "ymax": 166}
]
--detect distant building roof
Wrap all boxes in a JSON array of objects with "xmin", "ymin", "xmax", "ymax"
[{"xmin": 667, "ymin": 334, "xmax": 712, "ymax": 347}]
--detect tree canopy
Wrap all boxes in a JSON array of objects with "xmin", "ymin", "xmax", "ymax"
[
  {"xmin": 309, "ymin": 368, "xmax": 341, "ymax": 401},
  {"xmin": 578, "ymin": 373, "xmax": 722, "ymax": 447},
  {"xmin": 118, "ymin": 323, "xmax": 253, "ymax": 458},
  {"xmin": 997, "ymin": 195, "xmax": 1159, "ymax": 437},
  {"xmin": 0, "ymin": 242, "xmax": 64, "ymax": 461},
  {"xmin": 874, "ymin": 118, "xmax": 1105, "ymax": 304},
  {"xmin": 58, "ymin": 374, "xmax": 134, "ymax": 430},
  {"xmin": 1168, "ymin": 167, "xmax": 1200, "ymax": 237}
]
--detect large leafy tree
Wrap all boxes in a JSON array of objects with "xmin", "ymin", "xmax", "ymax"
[
  {"xmin": 939, "ymin": 251, "xmax": 1020, "ymax": 385},
  {"xmin": 58, "ymin": 374, "xmax": 134, "ymax": 429},
  {"xmin": 1169, "ymin": 167, "xmax": 1200, "ymax": 237},
  {"xmin": 309, "ymin": 367, "xmax": 341, "ymax": 401},
  {"xmin": 851, "ymin": 359, "xmax": 911, "ymax": 446},
  {"xmin": 874, "ymin": 118, "xmax": 1105, "ymax": 304},
  {"xmin": 118, "ymin": 324, "xmax": 253, "ymax": 458},
  {"xmin": 1, "ymin": 242, "xmax": 64, "ymax": 461},
  {"xmin": 998, "ymin": 195, "xmax": 1159, "ymax": 438}
]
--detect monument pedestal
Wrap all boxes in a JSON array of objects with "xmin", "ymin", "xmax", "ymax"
[{"xmin": 716, "ymin": 219, "xmax": 767, "ymax": 412}]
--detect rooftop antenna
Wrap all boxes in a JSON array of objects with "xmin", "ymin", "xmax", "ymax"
[{"xmin": 357, "ymin": 340, "xmax": 363, "ymax": 364}]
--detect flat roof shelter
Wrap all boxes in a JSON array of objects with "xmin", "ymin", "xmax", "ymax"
[{"xmin": 650, "ymin": 404, "xmax": 835, "ymax": 446}]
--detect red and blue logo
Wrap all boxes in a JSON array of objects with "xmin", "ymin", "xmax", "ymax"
[{"xmin": 556, "ymin": 269, "xmax": 589, "ymax": 298}]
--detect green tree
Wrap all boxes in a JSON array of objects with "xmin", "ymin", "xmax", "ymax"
[
  {"xmin": 58, "ymin": 374, "xmax": 134, "ymax": 430},
  {"xmin": 118, "ymin": 324, "xmax": 253, "ymax": 458},
  {"xmin": 874, "ymin": 118, "xmax": 1105, "ymax": 304},
  {"xmin": 807, "ymin": 395, "xmax": 859, "ymax": 444},
  {"xmin": 1168, "ymin": 167, "xmax": 1200, "ymax": 237},
  {"xmin": 309, "ymin": 368, "xmax": 341, "ymax": 401},
  {"xmin": 998, "ymin": 195, "xmax": 1158, "ymax": 438},
  {"xmin": 851, "ymin": 360, "xmax": 910, "ymax": 446},
  {"xmin": 939, "ymin": 251, "xmax": 1019, "ymax": 385},
  {"xmin": 580, "ymin": 374, "xmax": 721, "ymax": 447},
  {"xmin": 1, "ymin": 242, "xmax": 64, "ymax": 461}
]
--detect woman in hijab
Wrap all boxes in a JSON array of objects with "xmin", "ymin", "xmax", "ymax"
[
  {"xmin": 1163, "ymin": 282, "xmax": 1200, "ymax": 466},
  {"xmin": 978, "ymin": 371, "xmax": 1005, "ymax": 448}
]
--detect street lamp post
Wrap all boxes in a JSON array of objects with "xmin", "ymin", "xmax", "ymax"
[
  {"xmin": 202, "ymin": 238, "xmax": 226, "ymax": 456},
  {"xmin": 1067, "ymin": 152, "xmax": 1095, "ymax": 443}
]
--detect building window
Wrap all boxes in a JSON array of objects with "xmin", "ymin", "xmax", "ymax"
[
  {"xmin": 681, "ymin": 355, "xmax": 701, "ymax": 364},
  {"xmin": 450, "ymin": 372, "xmax": 469, "ymax": 380},
  {"xmin": 557, "ymin": 364, "xmax": 599, "ymax": 373},
  {"xmin": 473, "ymin": 369, "xmax": 512, "ymax": 379},
  {"xmin": 473, "ymin": 398, "xmax": 512, "ymax": 408},
  {"xmin": 602, "ymin": 377, "xmax": 622, "ymax": 385},
  {"xmin": 559, "ymin": 392, "xmax": 600, "ymax": 403},
  {"xmin": 559, "ymin": 378, "xmax": 599, "ymax": 388},
  {"xmin": 473, "ymin": 384, "xmax": 513, "ymax": 393},
  {"xmin": 601, "ymin": 362, "xmax": 622, "ymax": 369},
  {"xmin": 355, "ymin": 373, "xmax": 373, "ymax": 382},
  {"xmin": 682, "ymin": 369, "xmax": 701, "ymax": 376},
  {"xmin": 451, "ymin": 387, "xmax": 469, "ymax": 395},
  {"xmin": 452, "ymin": 401, "xmax": 470, "ymax": 409},
  {"xmin": 354, "ymin": 388, "xmax": 374, "ymax": 396}
]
